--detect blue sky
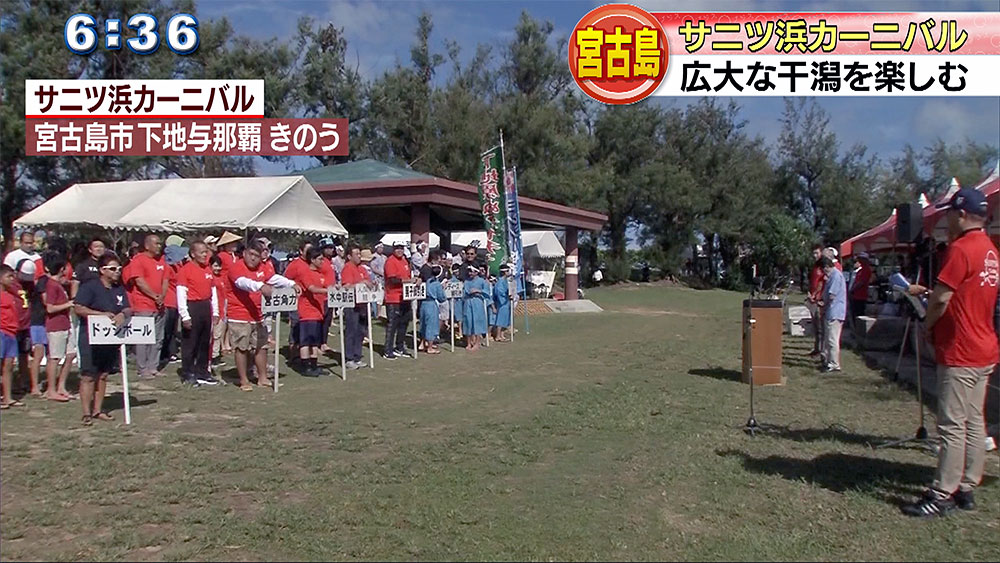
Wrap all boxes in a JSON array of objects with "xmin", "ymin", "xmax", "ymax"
[{"xmin": 194, "ymin": 0, "xmax": 1000, "ymax": 174}]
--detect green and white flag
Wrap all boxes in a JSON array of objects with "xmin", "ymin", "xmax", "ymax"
[{"xmin": 477, "ymin": 146, "xmax": 509, "ymax": 275}]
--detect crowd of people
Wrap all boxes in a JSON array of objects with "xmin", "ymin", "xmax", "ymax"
[
  {"xmin": 0, "ymin": 229, "xmax": 519, "ymax": 423},
  {"xmin": 804, "ymin": 188, "xmax": 998, "ymax": 519}
]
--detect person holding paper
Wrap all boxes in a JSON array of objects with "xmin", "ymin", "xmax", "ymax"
[
  {"xmin": 419, "ymin": 265, "xmax": 447, "ymax": 354},
  {"xmin": 177, "ymin": 241, "xmax": 220, "ymax": 387},
  {"xmin": 74, "ymin": 255, "xmax": 131, "ymax": 426},
  {"xmin": 228, "ymin": 240, "xmax": 299, "ymax": 391},
  {"xmin": 462, "ymin": 265, "xmax": 488, "ymax": 351},
  {"xmin": 341, "ymin": 245, "xmax": 374, "ymax": 369}
]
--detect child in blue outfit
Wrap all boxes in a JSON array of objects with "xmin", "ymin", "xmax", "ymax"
[
  {"xmin": 462, "ymin": 265, "xmax": 488, "ymax": 351},
  {"xmin": 492, "ymin": 264, "xmax": 512, "ymax": 342},
  {"xmin": 419, "ymin": 265, "xmax": 447, "ymax": 354}
]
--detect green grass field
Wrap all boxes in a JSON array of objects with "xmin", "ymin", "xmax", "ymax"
[{"xmin": 1, "ymin": 284, "xmax": 997, "ymax": 561}]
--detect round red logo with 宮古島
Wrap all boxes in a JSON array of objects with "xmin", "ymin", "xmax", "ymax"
[{"xmin": 569, "ymin": 4, "xmax": 669, "ymax": 105}]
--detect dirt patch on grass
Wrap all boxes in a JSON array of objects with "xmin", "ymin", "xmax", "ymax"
[{"xmin": 613, "ymin": 307, "xmax": 709, "ymax": 318}]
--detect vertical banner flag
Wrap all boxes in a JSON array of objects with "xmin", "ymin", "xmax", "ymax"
[
  {"xmin": 477, "ymin": 146, "xmax": 509, "ymax": 275},
  {"xmin": 504, "ymin": 166, "xmax": 526, "ymax": 295}
]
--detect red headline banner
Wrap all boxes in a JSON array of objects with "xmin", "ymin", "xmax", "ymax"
[
  {"xmin": 25, "ymin": 118, "xmax": 348, "ymax": 156},
  {"xmin": 654, "ymin": 12, "xmax": 1000, "ymax": 56}
]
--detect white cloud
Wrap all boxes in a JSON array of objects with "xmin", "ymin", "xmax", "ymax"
[{"xmin": 914, "ymin": 99, "xmax": 993, "ymax": 146}]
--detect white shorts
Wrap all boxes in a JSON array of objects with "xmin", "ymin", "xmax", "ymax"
[{"xmin": 47, "ymin": 329, "xmax": 77, "ymax": 360}]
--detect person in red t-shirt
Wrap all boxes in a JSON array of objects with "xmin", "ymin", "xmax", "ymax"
[
  {"xmin": 0, "ymin": 265, "xmax": 24, "ymax": 409},
  {"xmin": 383, "ymin": 243, "xmax": 415, "ymax": 360},
  {"xmin": 158, "ymin": 258, "xmax": 182, "ymax": 370},
  {"xmin": 177, "ymin": 241, "xmax": 220, "ymax": 386},
  {"xmin": 295, "ymin": 248, "xmax": 331, "ymax": 377},
  {"xmin": 124, "ymin": 234, "xmax": 168, "ymax": 379},
  {"xmin": 209, "ymin": 254, "xmax": 229, "ymax": 367},
  {"xmin": 806, "ymin": 245, "xmax": 825, "ymax": 356},
  {"xmin": 282, "ymin": 240, "xmax": 313, "ymax": 357},
  {"xmin": 318, "ymin": 239, "xmax": 338, "ymax": 353},
  {"xmin": 227, "ymin": 240, "xmax": 298, "ymax": 391},
  {"xmin": 848, "ymin": 253, "xmax": 873, "ymax": 324},
  {"xmin": 340, "ymin": 244, "xmax": 375, "ymax": 369},
  {"xmin": 40, "ymin": 252, "xmax": 75, "ymax": 402},
  {"xmin": 903, "ymin": 188, "xmax": 999, "ymax": 518}
]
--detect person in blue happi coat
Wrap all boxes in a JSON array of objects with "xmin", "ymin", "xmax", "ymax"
[
  {"xmin": 492, "ymin": 264, "xmax": 512, "ymax": 342},
  {"xmin": 462, "ymin": 265, "xmax": 488, "ymax": 350},
  {"xmin": 486, "ymin": 274, "xmax": 497, "ymax": 331},
  {"xmin": 447, "ymin": 263, "xmax": 462, "ymax": 340},
  {"xmin": 419, "ymin": 265, "xmax": 447, "ymax": 354}
]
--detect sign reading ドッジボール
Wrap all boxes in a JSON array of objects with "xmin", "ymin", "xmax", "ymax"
[
  {"xmin": 354, "ymin": 285, "xmax": 382, "ymax": 304},
  {"xmin": 327, "ymin": 287, "xmax": 357, "ymax": 308},
  {"xmin": 261, "ymin": 286, "xmax": 298, "ymax": 313},
  {"xmin": 402, "ymin": 282, "xmax": 427, "ymax": 301},
  {"xmin": 444, "ymin": 280, "xmax": 464, "ymax": 299},
  {"xmin": 88, "ymin": 315, "xmax": 156, "ymax": 345}
]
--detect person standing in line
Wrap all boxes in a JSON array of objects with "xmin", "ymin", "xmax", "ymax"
[
  {"xmin": 419, "ymin": 264, "xmax": 447, "ymax": 354},
  {"xmin": 1, "ymin": 266, "xmax": 26, "ymax": 409},
  {"xmin": 176, "ymin": 241, "xmax": 220, "ymax": 387},
  {"xmin": 902, "ymin": 188, "xmax": 999, "ymax": 518},
  {"xmin": 849, "ymin": 253, "xmax": 873, "ymax": 326},
  {"xmin": 382, "ymin": 243, "xmax": 414, "ymax": 360},
  {"xmin": 295, "ymin": 248, "xmax": 331, "ymax": 377},
  {"xmin": 283, "ymin": 240, "xmax": 313, "ymax": 361},
  {"xmin": 158, "ymin": 247, "xmax": 184, "ymax": 371},
  {"xmin": 370, "ymin": 243, "xmax": 388, "ymax": 321},
  {"xmin": 820, "ymin": 256, "xmax": 847, "ymax": 372},
  {"xmin": 74, "ymin": 255, "xmax": 131, "ymax": 425},
  {"xmin": 462, "ymin": 265, "xmax": 488, "ymax": 351},
  {"xmin": 125, "ymin": 234, "xmax": 168, "ymax": 379},
  {"xmin": 40, "ymin": 252, "xmax": 75, "ymax": 402},
  {"xmin": 807, "ymin": 245, "xmax": 825, "ymax": 357},
  {"xmin": 227, "ymin": 240, "xmax": 298, "ymax": 391},
  {"xmin": 492, "ymin": 264, "xmax": 513, "ymax": 342},
  {"xmin": 208, "ymin": 254, "xmax": 228, "ymax": 369},
  {"xmin": 340, "ymin": 245, "xmax": 374, "ymax": 369},
  {"xmin": 318, "ymin": 239, "xmax": 338, "ymax": 354}
]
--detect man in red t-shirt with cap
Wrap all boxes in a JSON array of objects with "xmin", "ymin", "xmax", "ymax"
[
  {"xmin": 176, "ymin": 241, "xmax": 220, "ymax": 387},
  {"xmin": 903, "ymin": 188, "xmax": 999, "ymax": 518}
]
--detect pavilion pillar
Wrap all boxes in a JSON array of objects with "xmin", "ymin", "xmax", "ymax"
[
  {"xmin": 565, "ymin": 227, "xmax": 579, "ymax": 301},
  {"xmin": 411, "ymin": 203, "xmax": 430, "ymax": 248}
]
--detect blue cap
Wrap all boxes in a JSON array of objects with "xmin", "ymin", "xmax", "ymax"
[
  {"xmin": 318, "ymin": 237, "xmax": 335, "ymax": 248},
  {"xmin": 936, "ymin": 188, "xmax": 988, "ymax": 217}
]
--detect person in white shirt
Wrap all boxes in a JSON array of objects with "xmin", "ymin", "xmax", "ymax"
[{"xmin": 3, "ymin": 231, "xmax": 41, "ymax": 270}]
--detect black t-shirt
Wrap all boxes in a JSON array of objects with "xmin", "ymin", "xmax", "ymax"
[
  {"xmin": 76, "ymin": 279, "xmax": 130, "ymax": 315},
  {"xmin": 28, "ymin": 276, "xmax": 48, "ymax": 326},
  {"xmin": 74, "ymin": 257, "xmax": 100, "ymax": 285}
]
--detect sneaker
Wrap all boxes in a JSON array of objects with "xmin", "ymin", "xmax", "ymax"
[
  {"xmin": 347, "ymin": 361, "xmax": 364, "ymax": 370},
  {"xmin": 210, "ymin": 358, "xmax": 226, "ymax": 368},
  {"xmin": 169, "ymin": 355, "xmax": 181, "ymax": 364},
  {"xmin": 901, "ymin": 491, "xmax": 956, "ymax": 518},
  {"xmin": 382, "ymin": 352, "xmax": 397, "ymax": 361},
  {"xmin": 395, "ymin": 349, "xmax": 413, "ymax": 358},
  {"xmin": 181, "ymin": 376, "xmax": 201, "ymax": 387},
  {"xmin": 953, "ymin": 490, "xmax": 975, "ymax": 511},
  {"xmin": 195, "ymin": 375, "xmax": 220, "ymax": 386}
]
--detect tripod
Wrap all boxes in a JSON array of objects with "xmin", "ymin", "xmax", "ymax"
[{"xmin": 876, "ymin": 302, "xmax": 936, "ymax": 452}]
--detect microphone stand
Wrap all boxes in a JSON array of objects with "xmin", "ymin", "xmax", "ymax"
[{"xmin": 745, "ymin": 267, "xmax": 765, "ymax": 436}]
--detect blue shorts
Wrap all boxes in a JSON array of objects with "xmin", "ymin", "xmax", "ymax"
[
  {"xmin": 298, "ymin": 320, "xmax": 324, "ymax": 347},
  {"xmin": 30, "ymin": 325, "xmax": 48, "ymax": 348},
  {"xmin": 0, "ymin": 333, "xmax": 17, "ymax": 359}
]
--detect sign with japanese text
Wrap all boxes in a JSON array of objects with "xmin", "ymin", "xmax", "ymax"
[
  {"xmin": 88, "ymin": 315, "xmax": 156, "ymax": 345},
  {"xmin": 444, "ymin": 280, "xmax": 464, "ymax": 299},
  {"xmin": 402, "ymin": 282, "xmax": 427, "ymax": 301},
  {"xmin": 476, "ymin": 147, "xmax": 509, "ymax": 276},
  {"xmin": 26, "ymin": 80, "xmax": 264, "ymax": 117},
  {"xmin": 327, "ymin": 287, "xmax": 356, "ymax": 308},
  {"xmin": 261, "ymin": 287, "xmax": 298, "ymax": 313},
  {"xmin": 569, "ymin": 9, "xmax": 1000, "ymax": 101},
  {"xmin": 354, "ymin": 285, "xmax": 383, "ymax": 304},
  {"xmin": 504, "ymin": 167, "xmax": 525, "ymax": 296}
]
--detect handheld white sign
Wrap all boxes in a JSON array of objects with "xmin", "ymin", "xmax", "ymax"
[
  {"xmin": 403, "ymin": 282, "xmax": 427, "ymax": 301},
  {"xmin": 444, "ymin": 280, "xmax": 464, "ymax": 299},
  {"xmin": 327, "ymin": 287, "xmax": 357, "ymax": 308},
  {"xmin": 355, "ymin": 285, "xmax": 381, "ymax": 304},
  {"xmin": 87, "ymin": 315, "xmax": 156, "ymax": 345},
  {"xmin": 261, "ymin": 286, "xmax": 299, "ymax": 313}
]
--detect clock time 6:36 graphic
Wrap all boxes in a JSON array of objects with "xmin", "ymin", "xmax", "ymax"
[{"xmin": 64, "ymin": 13, "xmax": 199, "ymax": 55}]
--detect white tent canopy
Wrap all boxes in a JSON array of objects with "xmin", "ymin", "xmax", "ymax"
[
  {"xmin": 450, "ymin": 230, "xmax": 565, "ymax": 259},
  {"xmin": 380, "ymin": 232, "xmax": 441, "ymax": 248},
  {"xmin": 14, "ymin": 176, "xmax": 347, "ymax": 235}
]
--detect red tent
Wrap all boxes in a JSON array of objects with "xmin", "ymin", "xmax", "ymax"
[{"xmin": 840, "ymin": 210, "xmax": 897, "ymax": 258}]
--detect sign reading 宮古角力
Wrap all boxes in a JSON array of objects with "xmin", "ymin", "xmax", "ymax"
[{"xmin": 261, "ymin": 286, "xmax": 298, "ymax": 313}]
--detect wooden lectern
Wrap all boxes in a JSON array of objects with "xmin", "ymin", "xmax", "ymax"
[{"xmin": 742, "ymin": 299, "xmax": 784, "ymax": 386}]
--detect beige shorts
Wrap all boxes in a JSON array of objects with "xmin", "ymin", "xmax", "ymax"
[
  {"xmin": 227, "ymin": 321, "xmax": 268, "ymax": 352},
  {"xmin": 47, "ymin": 329, "xmax": 77, "ymax": 360}
]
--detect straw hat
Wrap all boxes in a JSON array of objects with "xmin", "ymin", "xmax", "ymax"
[
  {"xmin": 217, "ymin": 231, "xmax": 241, "ymax": 246},
  {"xmin": 360, "ymin": 249, "xmax": 374, "ymax": 262}
]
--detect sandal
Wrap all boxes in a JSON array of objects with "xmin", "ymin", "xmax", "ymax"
[
  {"xmin": 94, "ymin": 411, "xmax": 114, "ymax": 421},
  {"xmin": 256, "ymin": 379, "xmax": 274, "ymax": 388},
  {"xmin": 239, "ymin": 384, "xmax": 254, "ymax": 392},
  {"xmin": 9, "ymin": 400, "xmax": 25, "ymax": 407},
  {"xmin": 45, "ymin": 394, "xmax": 70, "ymax": 403},
  {"xmin": 81, "ymin": 415, "xmax": 93, "ymax": 426},
  {"xmin": 0, "ymin": 403, "xmax": 9, "ymax": 410}
]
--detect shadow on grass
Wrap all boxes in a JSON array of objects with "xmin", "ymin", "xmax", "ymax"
[
  {"xmin": 765, "ymin": 423, "xmax": 895, "ymax": 447},
  {"xmin": 101, "ymin": 393, "xmax": 157, "ymax": 413},
  {"xmin": 716, "ymin": 448, "xmax": 931, "ymax": 504},
  {"xmin": 688, "ymin": 367, "xmax": 741, "ymax": 382}
]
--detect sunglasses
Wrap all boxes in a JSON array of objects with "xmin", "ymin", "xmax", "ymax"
[{"xmin": 101, "ymin": 266, "xmax": 122, "ymax": 272}]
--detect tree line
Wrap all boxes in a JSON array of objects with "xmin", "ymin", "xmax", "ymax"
[{"xmin": 2, "ymin": 0, "xmax": 995, "ymax": 287}]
